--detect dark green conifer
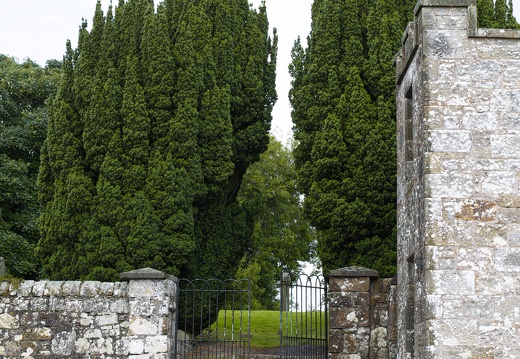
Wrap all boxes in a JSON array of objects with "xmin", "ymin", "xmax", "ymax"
[
  {"xmin": 291, "ymin": 0, "xmax": 402, "ymax": 277},
  {"xmin": 38, "ymin": 0, "xmax": 276, "ymax": 281}
]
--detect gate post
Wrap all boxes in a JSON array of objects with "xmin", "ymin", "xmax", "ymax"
[
  {"xmin": 328, "ymin": 267, "xmax": 379, "ymax": 359},
  {"xmin": 120, "ymin": 268, "xmax": 178, "ymax": 358}
]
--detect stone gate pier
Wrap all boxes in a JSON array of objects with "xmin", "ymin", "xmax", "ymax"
[{"xmin": 395, "ymin": 0, "xmax": 520, "ymax": 357}]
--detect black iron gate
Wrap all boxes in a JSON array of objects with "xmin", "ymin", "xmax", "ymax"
[
  {"xmin": 279, "ymin": 272, "xmax": 328, "ymax": 359},
  {"xmin": 175, "ymin": 278, "xmax": 251, "ymax": 359}
]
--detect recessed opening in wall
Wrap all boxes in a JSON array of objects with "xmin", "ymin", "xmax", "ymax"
[
  {"xmin": 405, "ymin": 86, "xmax": 414, "ymax": 181},
  {"xmin": 406, "ymin": 253, "xmax": 415, "ymax": 358}
]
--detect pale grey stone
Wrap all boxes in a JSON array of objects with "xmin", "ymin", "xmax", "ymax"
[
  {"xmin": 428, "ymin": 130, "xmax": 472, "ymax": 152},
  {"xmin": 51, "ymin": 331, "xmax": 76, "ymax": 356},
  {"xmin": 426, "ymin": 270, "xmax": 475, "ymax": 295},
  {"xmin": 80, "ymin": 281, "xmax": 101, "ymax": 296},
  {"xmin": 128, "ymin": 338, "xmax": 145, "ymax": 355},
  {"xmin": 495, "ymin": 248, "xmax": 520, "ymax": 271},
  {"xmin": 32, "ymin": 281, "xmax": 47, "ymax": 296},
  {"xmin": 425, "ymin": 173, "xmax": 474, "ymax": 198},
  {"xmin": 145, "ymin": 335, "xmax": 169, "ymax": 354},
  {"xmin": 61, "ymin": 281, "xmax": 82, "ymax": 296},
  {"xmin": 128, "ymin": 317, "xmax": 158, "ymax": 336},
  {"xmin": 492, "ymin": 135, "xmax": 520, "ymax": 158},
  {"xmin": 44, "ymin": 281, "xmax": 64, "ymax": 296},
  {"xmin": 461, "ymin": 112, "xmax": 497, "ymax": 130}
]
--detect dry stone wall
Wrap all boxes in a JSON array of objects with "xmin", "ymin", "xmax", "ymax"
[
  {"xmin": 0, "ymin": 268, "xmax": 177, "ymax": 358},
  {"xmin": 395, "ymin": 0, "xmax": 520, "ymax": 357}
]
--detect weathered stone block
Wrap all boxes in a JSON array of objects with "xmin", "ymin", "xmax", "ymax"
[
  {"xmin": 129, "ymin": 318, "xmax": 158, "ymax": 336},
  {"xmin": 61, "ymin": 281, "xmax": 82, "ymax": 296},
  {"xmin": 481, "ymin": 171, "xmax": 517, "ymax": 195},
  {"xmin": 461, "ymin": 112, "xmax": 497, "ymax": 130},
  {"xmin": 491, "ymin": 135, "xmax": 520, "ymax": 158},
  {"xmin": 129, "ymin": 338, "xmax": 145, "ymax": 354},
  {"xmin": 495, "ymin": 248, "xmax": 520, "ymax": 271},
  {"xmin": 428, "ymin": 130, "xmax": 472, "ymax": 152},
  {"xmin": 329, "ymin": 277, "xmax": 371, "ymax": 293},
  {"xmin": 425, "ymin": 173, "xmax": 474, "ymax": 198},
  {"xmin": 426, "ymin": 270, "xmax": 475, "ymax": 295},
  {"xmin": 329, "ymin": 307, "xmax": 370, "ymax": 329},
  {"xmin": 32, "ymin": 281, "xmax": 47, "ymax": 297},
  {"xmin": 80, "ymin": 281, "xmax": 102, "ymax": 297},
  {"xmin": 454, "ymin": 199, "xmax": 496, "ymax": 221},
  {"xmin": 145, "ymin": 335, "xmax": 168, "ymax": 354},
  {"xmin": 329, "ymin": 329, "xmax": 344, "ymax": 353},
  {"xmin": 51, "ymin": 330, "xmax": 76, "ymax": 355},
  {"xmin": 424, "ymin": 30, "xmax": 468, "ymax": 58},
  {"xmin": 44, "ymin": 281, "xmax": 64, "ymax": 297}
]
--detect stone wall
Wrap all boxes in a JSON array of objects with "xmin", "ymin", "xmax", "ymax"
[
  {"xmin": 0, "ymin": 268, "xmax": 177, "ymax": 358},
  {"xmin": 395, "ymin": 0, "xmax": 520, "ymax": 357},
  {"xmin": 328, "ymin": 267, "xmax": 397, "ymax": 359}
]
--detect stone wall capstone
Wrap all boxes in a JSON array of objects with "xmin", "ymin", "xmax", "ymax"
[{"xmin": 0, "ymin": 268, "xmax": 177, "ymax": 358}]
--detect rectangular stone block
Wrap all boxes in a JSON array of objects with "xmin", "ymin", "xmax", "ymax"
[
  {"xmin": 329, "ymin": 307, "xmax": 370, "ymax": 329},
  {"xmin": 495, "ymin": 248, "xmax": 520, "ymax": 272},
  {"xmin": 145, "ymin": 335, "xmax": 168, "ymax": 354},
  {"xmin": 328, "ymin": 277, "xmax": 370, "ymax": 293},
  {"xmin": 481, "ymin": 172, "xmax": 517, "ymax": 195},
  {"xmin": 424, "ymin": 30, "xmax": 469, "ymax": 58},
  {"xmin": 428, "ymin": 130, "xmax": 472, "ymax": 152},
  {"xmin": 425, "ymin": 270, "xmax": 475, "ymax": 295},
  {"xmin": 492, "ymin": 135, "xmax": 520, "ymax": 158},
  {"xmin": 427, "ymin": 319, "xmax": 478, "ymax": 346},
  {"xmin": 328, "ymin": 329, "xmax": 344, "ymax": 353},
  {"xmin": 461, "ymin": 112, "xmax": 497, "ymax": 130},
  {"xmin": 425, "ymin": 173, "xmax": 474, "ymax": 198}
]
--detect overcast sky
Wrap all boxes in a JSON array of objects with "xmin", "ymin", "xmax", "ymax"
[{"xmin": 1, "ymin": 0, "xmax": 519, "ymax": 144}]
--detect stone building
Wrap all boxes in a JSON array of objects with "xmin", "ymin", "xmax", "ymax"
[{"xmin": 395, "ymin": 0, "xmax": 520, "ymax": 357}]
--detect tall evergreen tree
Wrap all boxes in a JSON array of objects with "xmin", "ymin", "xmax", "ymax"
[
  {"xmin": 291, "ymin": 0, "xmax": 518, "ymax": 278},
  {"xmin": 37, "ymin": 0, "xmax": 277, "ymax": 281},
  {"xmin": 291, "ymin": 0, "xmax": 402, "ymax": 277}
]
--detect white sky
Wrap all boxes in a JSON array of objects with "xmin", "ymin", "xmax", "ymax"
[{"xmin": 0, "ymin": 0, "xmax": 519, "ymax": 144}]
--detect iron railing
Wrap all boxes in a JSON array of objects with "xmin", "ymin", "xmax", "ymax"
[
  {"xmin": 175, "ymin": 278, "xmax": 251, "ymax": 359},
  {"xmin": 280, "ymin": 272, "xmax": 328, "ymax": 359}
]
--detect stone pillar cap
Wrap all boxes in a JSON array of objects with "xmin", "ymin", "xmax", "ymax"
[
  {"xmin": 329, "ymin": 266, "xmax": 379, "ymax": 278},
  {"xmin": 120, "ymin": 268, "xmax": 177, "ymax": 281}
]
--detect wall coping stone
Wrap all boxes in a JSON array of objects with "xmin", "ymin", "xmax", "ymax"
[
  {"xmin": 414, "ymin": 0, "xmax": 475, "ymax": 15},
  {"xmin": 120, "ymin": 267, "xmax": 177, "ymax": 281},
  {"xmin": 329, "ymin": 267, "xmax": 379, "ymax": 278}
]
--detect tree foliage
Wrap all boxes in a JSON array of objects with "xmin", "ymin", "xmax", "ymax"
[
  {"xmin": 37, "ymin": 0, "xmax": 277, "ymax": 281},
  {"xmin": 290, "ymin": 0, "xmax": 518, "ymax": 279},
  {"xmin": 0, "ymin": 55, "xmax": 61, "ymax": 278},
  {"xmin": 477, "ymin": 0, "xmax": 520, "ymax": 29},
  {"xmin": 237, "ymin": 137, "xmax": 315, "ymax": 309},
  {"xmin": 290, "ymin": 0, "xmax": 405, "ymax": 278}
]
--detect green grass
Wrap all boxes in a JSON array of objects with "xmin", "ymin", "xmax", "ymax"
[{"xmin": 201, "ymin": 310, "xmax": 327, "ymax": 349}]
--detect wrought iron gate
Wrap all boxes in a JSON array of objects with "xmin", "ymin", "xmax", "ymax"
[
  {"xmin": 175, "ymin": 278, "xmax": 251, "ymax": 359},
  {"xmin": 279, "ymin": 272, "xmax": 328, "ymax": 359}
]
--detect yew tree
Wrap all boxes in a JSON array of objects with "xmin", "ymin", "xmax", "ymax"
[{"xmin": 37, "ymin": 0, "xmax": 277, "ymax": 281}]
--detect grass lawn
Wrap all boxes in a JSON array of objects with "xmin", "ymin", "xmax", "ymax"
[{"xmin": 204, "ymin": 310, "xmax": 327, "ymax": 349}]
